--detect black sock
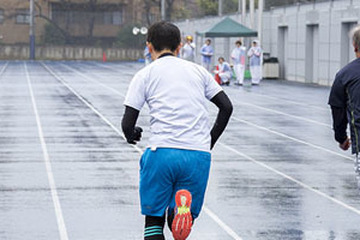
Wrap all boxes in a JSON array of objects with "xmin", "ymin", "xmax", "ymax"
[{"xmin": 144, "ymin": 215, "xmax": 165, "ymax": 240}]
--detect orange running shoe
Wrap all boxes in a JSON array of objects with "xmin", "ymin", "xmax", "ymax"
[{"xmin": 171, "ymin": 189, "xmax": 193, "ymax": 240}]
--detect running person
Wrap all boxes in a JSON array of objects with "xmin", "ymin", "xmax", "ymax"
[
  {"xmin": 121, "ymin": 21, "xmax": 233, "ymax": 240},
  {"xmin": 329, "ymin": 25, "xmax": 360, "ymax": 189}
]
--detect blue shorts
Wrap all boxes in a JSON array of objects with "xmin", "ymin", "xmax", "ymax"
[{"xmin": 139, "ymin": 148, "xmax": 211, "ymax": 219}]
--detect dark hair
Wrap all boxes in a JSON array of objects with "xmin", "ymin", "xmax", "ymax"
[
  {"xmin": 146, "ymin": 21, "xmax": 181, "ymax": 52},
  {"xmin": 236, "ymin": 40, "xmax": 242, "ymax": 45},
  {"xmin": 218, "ymin": 57, "xmax": 225, "ymax": 61}
]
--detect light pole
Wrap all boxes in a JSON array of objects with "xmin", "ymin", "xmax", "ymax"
[
  {"xmin": 29, "ymin": 0, "xmax": 35, "ymax": 60},
  {"xmin": 218, "ymin": 0, "xmax": 223, "ymax": 16},
  {"xmin": 258, "ymin": 0, "xmax": 264, "ymax": 42},
  {"xmin": 161, "ymin": 0, "xmax": 166, "ymax": 20}
]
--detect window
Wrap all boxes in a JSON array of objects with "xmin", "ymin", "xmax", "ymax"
[
  {"xmin": 51, "ymin": 3, "xmax": 123, "ymax": 26},
  {"xmin": 0, "ymin": 9, "xmax": 4, "ymax": 24},
  {"xmin": 112, "ymin": 11, "xmax": 122, "ymax": 25},
  {"xmin": 16, "ymin": 9, "xmax": 29, "ymax": 24}
]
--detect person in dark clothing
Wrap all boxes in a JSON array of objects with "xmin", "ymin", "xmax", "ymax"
[
  {"xmin": 121, "ymin": 21, "xmax": 233, "ymax": 240},
  {"xmin": 329, "ymin": 25, "xmax": 360, "ymax": 188}
]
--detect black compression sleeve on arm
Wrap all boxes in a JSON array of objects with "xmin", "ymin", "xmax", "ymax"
[
  {"xmin": 210, "ymin": 91, "xmax": 233, "ymax": 150},
  {"xmin": 331, "ymin": 106, "xmax": 348, "ymax": 144},
  {"xmin": 121, "ymin": 106, "xmax": 141, "ymax": 144}
]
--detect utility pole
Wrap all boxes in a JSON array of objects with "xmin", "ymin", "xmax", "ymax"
[
  {"xmin": 29, "ymin": 0, "xmax": 35, "ymax": 60},
  {"xmin": 258, "ymin": 0, "xmax": 264, "ymax": 42},
  {"xmin": 242, "ymin": 0, "xmax": 246, "ymax": 24},
  {"xmin": 218, "ymin": 0, "xmax": 223, "ymax": 16},
  {"xmin": 161, "ymin": 0, "xmax": 166, "ymax": 20},
  {"xmin": 250, "ymin": 0, "xmax": 255, "ymax": 28}
]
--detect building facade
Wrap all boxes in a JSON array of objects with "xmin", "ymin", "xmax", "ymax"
[{"xmin": 0, "ymin": 0, "xmax": 132, "ymax": 45}]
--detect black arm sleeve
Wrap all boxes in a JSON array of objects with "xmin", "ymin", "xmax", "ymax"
[
  {"xmin": 210, "ymin": 91, "xmax": 233, "ymax": 150},
  {"xmin": 121, "ymin": 106, "xmax": 142, "ymax": 144},
  {"xmin": 331, "ymin": 106, "xmax": 348, "ymax": 144}
]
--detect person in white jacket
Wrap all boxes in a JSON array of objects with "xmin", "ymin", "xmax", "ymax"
[
  {"xmin": 181, "ymin": 35, "xmax": 196, "ymax": 62},
  {"xmin": 231, "ymin": 40, "xmax": 247, "ymax": 85},
  {"xmin": 247, "ymin": 40, "xmax": 263, "ymax": 85}
]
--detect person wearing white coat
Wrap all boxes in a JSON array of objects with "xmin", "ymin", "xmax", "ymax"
[
  {"xmin": 247, "ymin": 40, "xmax": 263, "ymax": 85},
  {"xmin": 231, "ymin": 40, "xmax": 247, "ymax": 85}
]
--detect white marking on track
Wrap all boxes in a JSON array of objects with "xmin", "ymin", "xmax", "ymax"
[
  {"xmin": 63, "ymin": 63, "xmax": 352, "ymax": 162},
  {"xmin": 234, "ymin": 101, "xmax": 331, "ymax": 128},
  {"xmin": 0, "ymin": 61, "xmax": 9, "ymax": 76},
  {"xmin": 231, "ymin": 116, "xmax": 353, "ymax": 161},
  {"xmin": 219, "ymin": 142, "xmax": 360, "ymax": 216},
  {"xmin": 41, "ymin": 62, "xmax": 142, "ymax": 155},
  {"xmin": 24, "ymin": 62, "xmax": 69, "ymax": 240}
]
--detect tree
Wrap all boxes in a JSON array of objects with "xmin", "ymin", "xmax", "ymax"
[{"xmin": 143, "ymin": 0, "xmax": 177, "ymax": 23}]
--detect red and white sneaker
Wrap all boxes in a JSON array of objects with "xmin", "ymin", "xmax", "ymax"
[{"xmin": 171, "ymin": 189, "xmax": 193, "ymax": 240}]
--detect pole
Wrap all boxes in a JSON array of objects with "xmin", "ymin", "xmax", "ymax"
[
  {"xmin": 242, "ymin": 0, "xmax": 246, "ymax": 24},
  {"xmin": 29, "ymin": 0, "xmax": 35, "ymax": 60},
  {"xmin": 258, "ymin": 0, "xmax": 264, "ymax": 42},
  {"xmin": 218, "ymin": 0, "xmax": 223, "ymax": 17},
  {"xmin": 250, "ymin": 0, "xmax": 255, "ymax": 28},
  {"xmin": 161, "ymin": 0, "xmax": 165, "ymax": 20}
]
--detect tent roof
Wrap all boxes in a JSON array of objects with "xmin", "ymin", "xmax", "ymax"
[{"xmin": 196, "ymin": 17, "xmax": 257, "ymax": 38}]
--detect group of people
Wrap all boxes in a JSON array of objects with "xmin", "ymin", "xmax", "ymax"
[
  {"xmin": 133, "ymin": 21, "xmax": 360, "ymax": 240},
  {"xmin": 144, "ymin": 36, "xmax": 263, "ymax": 86}
]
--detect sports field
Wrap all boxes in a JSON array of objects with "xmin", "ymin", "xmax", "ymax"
[{"xmin": 1, "ymin": 61, "xmax": 359, "ymax": 240}]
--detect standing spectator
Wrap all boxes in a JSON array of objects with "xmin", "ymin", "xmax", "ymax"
[
  {"xmin": 200, "ymin": 39, "xmax": 214, "ymax": 71},
  {"xmin": 328, "ymin": 25, "xmax": 360, "ymax": 189},
  {"xmin": 247, "ymin": 40, "xmax": 263, "ymax": 85},
  {"xmin": 144, "ymin": 45, "xmax": 152, "ymax": 65},
  {"xmin": 121, "ymin": 21, "xmax": 233, "ymax": 240},
  {"xmin": 182, "ymin": 35, "xmax": 196, "ymax": 62},
  {"xmin": 214, "ymin": 57, "xmax": 232, "ymax": 86},
  {"xmin": 231, "ymin": 40, "xmax": 247, "ymax": 86}
]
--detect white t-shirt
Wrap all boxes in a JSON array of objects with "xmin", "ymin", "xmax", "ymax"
[{"xmin": 124, "ymin": 55, "xmax": 222, "ymax": 152}]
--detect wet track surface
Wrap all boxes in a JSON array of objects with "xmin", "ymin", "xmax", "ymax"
[{"xmin": 0, "ymin": 61, "xmax": 359, "ymax": 240}]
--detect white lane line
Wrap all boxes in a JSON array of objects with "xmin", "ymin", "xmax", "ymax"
[
  {"xmin": 42, "ymin": 62, "xmax": 244, "ymax": 240},
  {"xmin": 75, "ymin": 62, "xmax": 331, "ymax": 129},
  {"xmin": 41, "ymin": 62, "xmax": 142, "ymax": 155},
  {"xmin": 0, "ymin": 61, "xmax": 9, "ymax": 76},
  {"xmin": 69, "ymin": 62, "xmax": 332, "ymax": 129},
  {"xmin": 219, "ymin": 142, "xmax": 360, "ymax": 216},
  {"xmin": 243, "ymin": 90, "xmax": 329, "ymax": 112},
  {"xmin": 231, "ymin": 116, "xmax": 353, "ymax": 161},
  {"xmin": 59, "ymin": 63, "xmax": 125, "ymax": 97},
  {"xmin": 24, "ymin": 62, "xmax": 69, "ymax": 240},
  {"xmin": 62, "ymin": 63, "xmax": 352, "ymax": 162},
  {"xmin": 202, "ymin": 207, "xmax": 243, "ymax": 240},
  {"xmin": 233, "ymin": 101, "xmax": 331, "ymax": 128}
]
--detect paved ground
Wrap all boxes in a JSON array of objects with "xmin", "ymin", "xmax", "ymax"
[{"xmin": 0, "ymin": 60, "xmax": 359, "ymax": 240}]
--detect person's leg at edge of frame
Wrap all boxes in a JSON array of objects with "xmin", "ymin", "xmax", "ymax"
[{"xmin": 355, "ymin": 154, "xmax": 360, "ymax": 190}]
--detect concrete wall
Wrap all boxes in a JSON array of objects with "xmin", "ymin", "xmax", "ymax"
[
  {"xmin": 175, "ymin": 0, "xmax": 360, "ymax": 86},
  {"xmin": 0, "ymin": 45, "xmax": 142, "ymax": 61}
]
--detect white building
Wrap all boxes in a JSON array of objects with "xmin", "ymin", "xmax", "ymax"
[{"xmin": 175, "ymin": 0, "xmax": 359, "ymax": 86}]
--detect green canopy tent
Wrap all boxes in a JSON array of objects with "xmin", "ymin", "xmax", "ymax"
[
  {"xmin": 196, "ymin": 17, "xmax": 258, "ymax": 38},
  {"xmin": 196, "ymin": 17, "xmax": 257, "ymax": 68}
]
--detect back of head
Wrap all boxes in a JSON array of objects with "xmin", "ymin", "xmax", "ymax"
[
  {"xmin": 350, "ymin": 25, "xmax": 360, "ymax": 52},
  {"xmin": 147, "ymin": 21, "xmax": 181, "ymax": 52}
]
